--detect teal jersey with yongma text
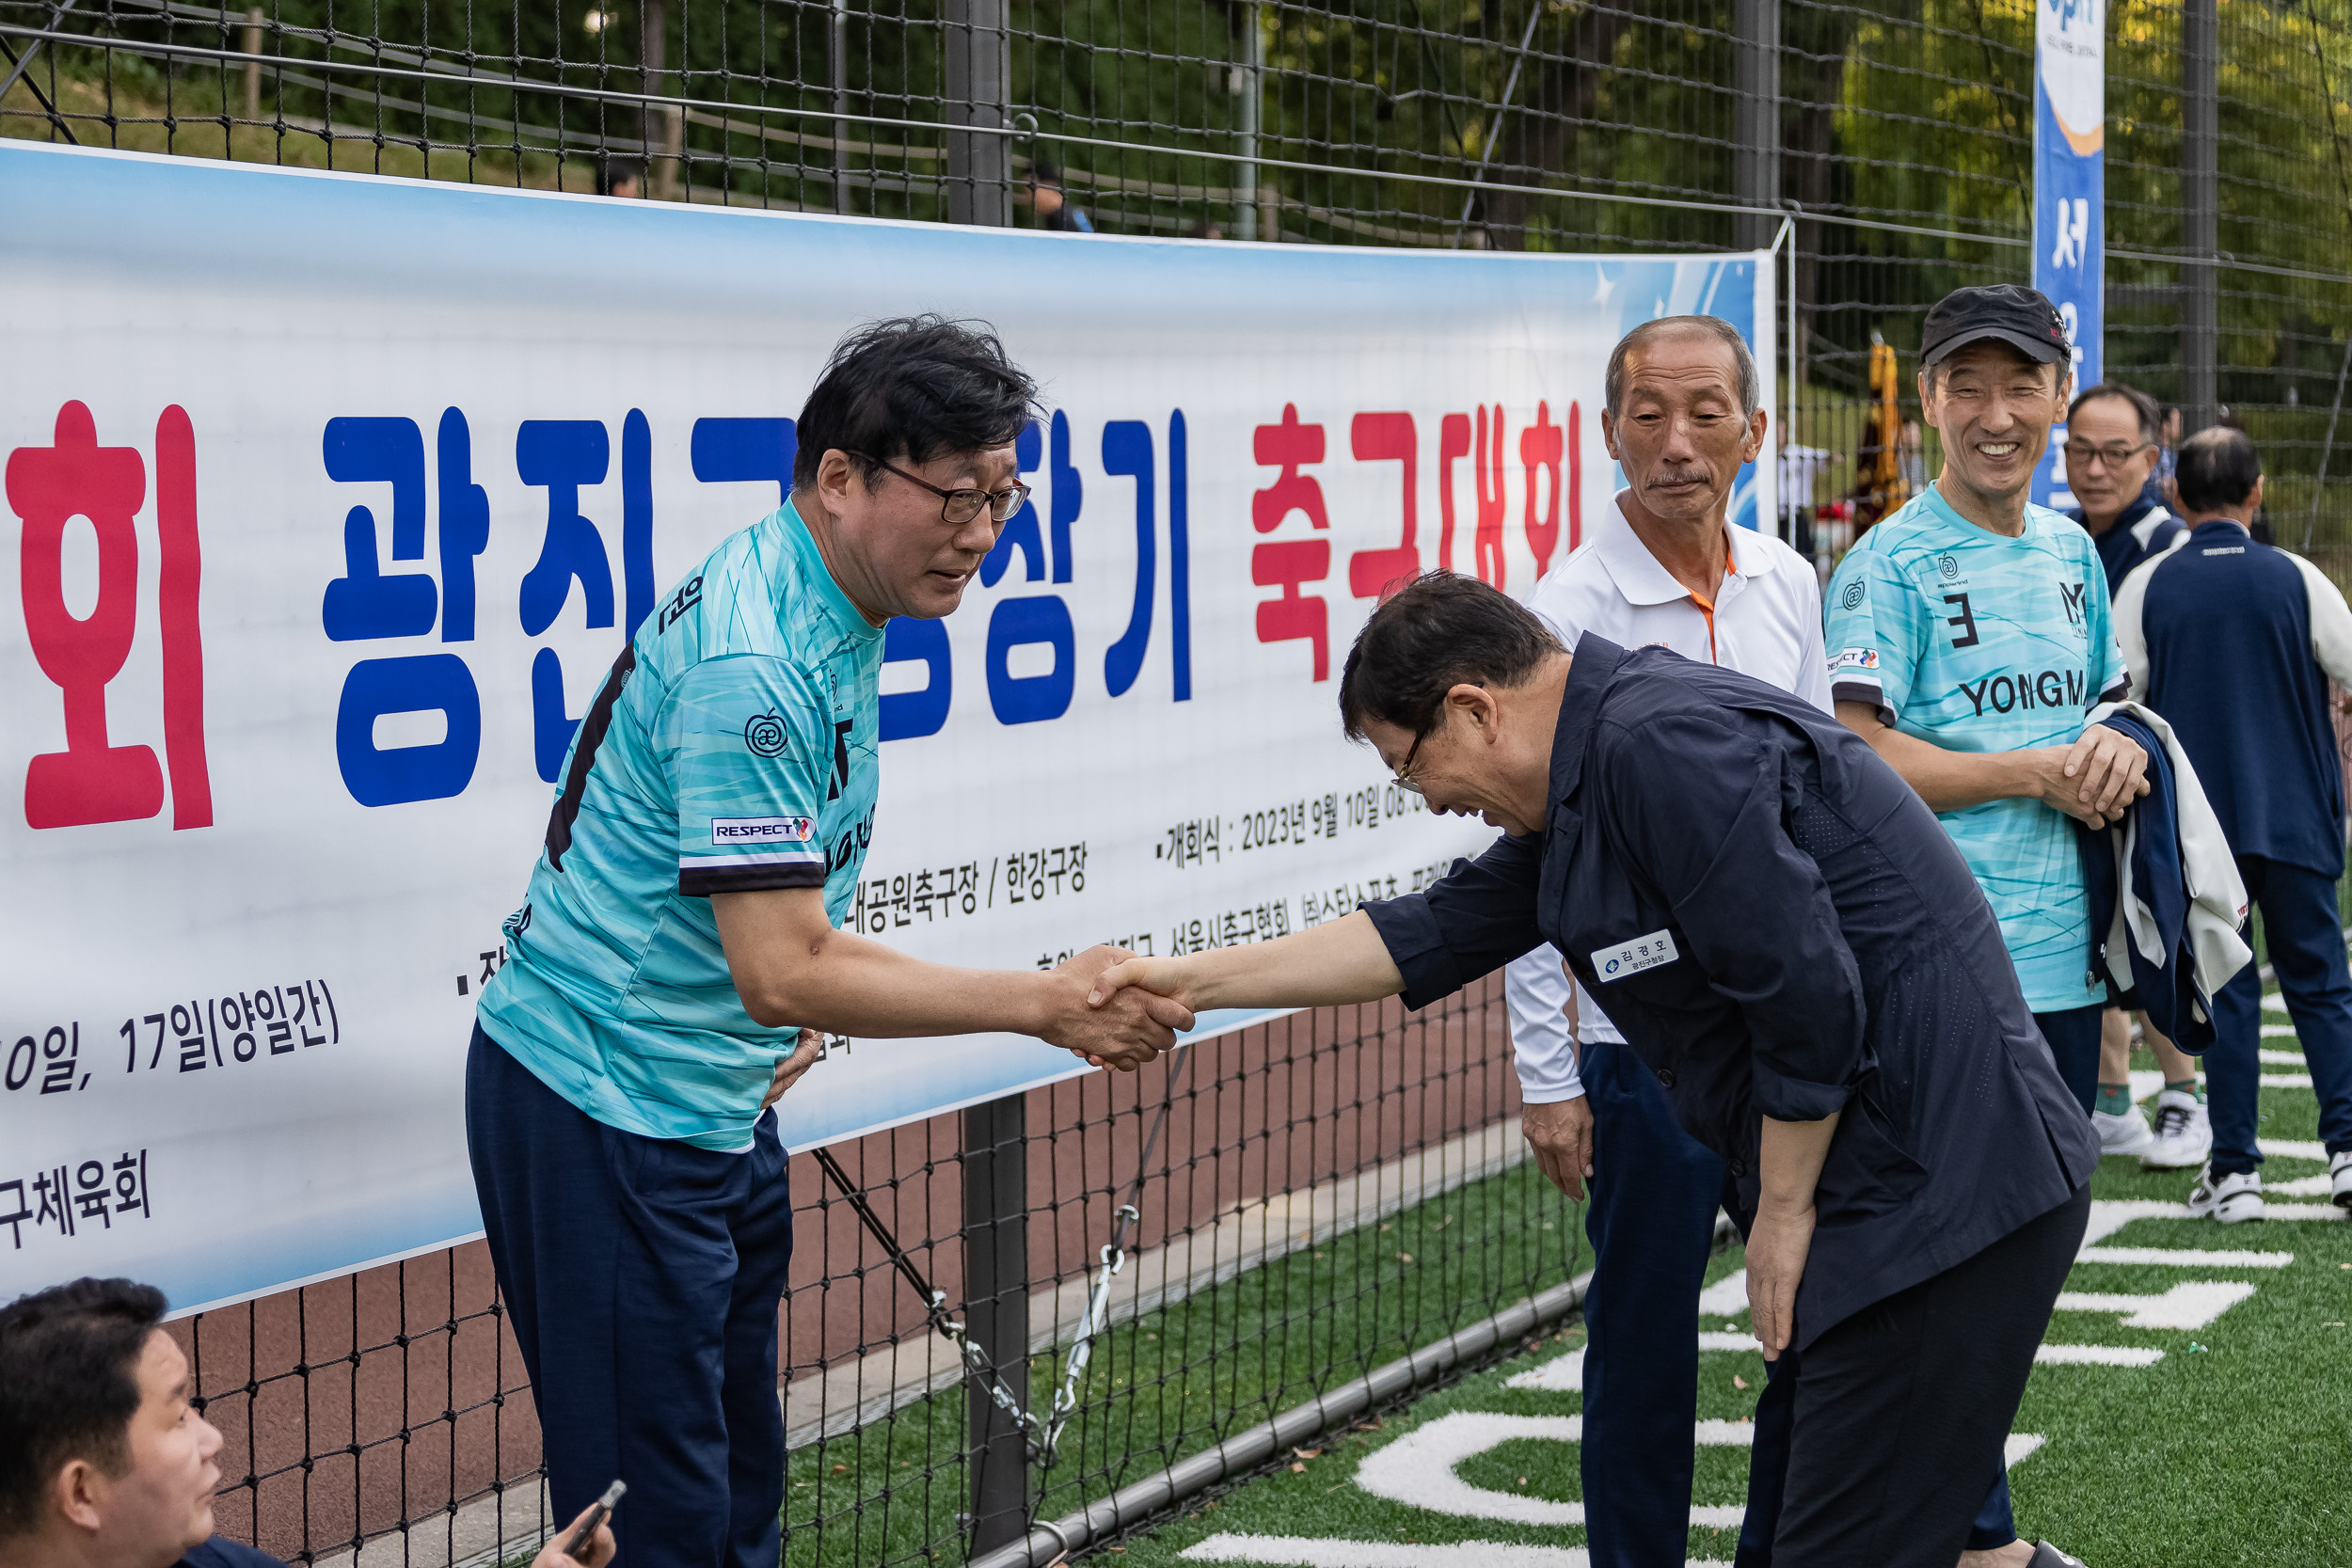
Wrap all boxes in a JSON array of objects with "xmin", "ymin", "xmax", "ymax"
[
  {"xmin": 478, "ymin": 501, "xmax": 884, "ymax": 1151},
  {"xmin": 1823, "ymin": 485, "xmax": 2127, "ymax": 1012}
]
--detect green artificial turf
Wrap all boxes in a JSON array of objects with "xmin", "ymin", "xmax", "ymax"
[
  {"xmin": 780, "ymin": 1150, "xmax": 1587, "ymax": 1565},
  {"xmin": 1113, "ymin": 991, "xmax": 2352, "ymax": 1568}
]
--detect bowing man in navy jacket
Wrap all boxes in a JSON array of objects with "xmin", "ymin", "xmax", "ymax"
[
  {"xmin": 1085, "ymin": 573, "xmax": 2101, "ymax": 1568},
  {"xmin": 2113, "ymin": 425, "xmax": 2352, "ymax": 1216}
]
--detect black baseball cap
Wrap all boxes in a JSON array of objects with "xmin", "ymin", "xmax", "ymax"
[{"xmin": 1919, "ymin": 284, "xmax": 2070, "ymax": 368}]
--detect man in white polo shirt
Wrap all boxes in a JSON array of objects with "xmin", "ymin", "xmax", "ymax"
[{"xmin": 1504, "ymin": 317, "xmax": 2025, "ymax": 1567}]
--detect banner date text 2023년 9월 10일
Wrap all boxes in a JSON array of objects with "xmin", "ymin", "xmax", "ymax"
[{"xmin": 0, "ymin": 141, "xmax": 1774, "ymax": 1313}]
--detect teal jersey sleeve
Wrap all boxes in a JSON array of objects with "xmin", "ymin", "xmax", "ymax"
[
  {"xmin": 666, "ymin": 654, "xmax": 834, "ymax": 897},
  {"xmin": 1823, "ymin": 545, "xmax": 1926, "ymax": 722}
]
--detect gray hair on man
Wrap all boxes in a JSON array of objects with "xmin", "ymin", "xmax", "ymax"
[{"xmin": 1603, "ymin": 315, "xmax": 1761, "ymax": 418}]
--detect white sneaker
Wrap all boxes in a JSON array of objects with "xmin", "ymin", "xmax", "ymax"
[
  {"xmin": 2094, "ymin": 1103, "xmax": 2156, "ymax": 1157},
  {"xmin": 2185, "ymin": 1164, "xmax": 2265, "ymax": 1223},
  {"xmin": 2140, "ymin": 1088, "xmax": 2213, "ymax": 1170},
  {"xmin": 2330, "ymin": 1151, "xmax": 2352, "ymax": 1211}
]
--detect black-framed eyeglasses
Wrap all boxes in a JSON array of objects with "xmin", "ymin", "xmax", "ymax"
[
  {"xmin": 867, "ymin": 456, "xmax": 1032, "ymax": 526},
  {"xmin": 2062, "ymin": 439, "xmax": 2152, "ymax": 469},
  {"xmin": 1391, "ymin": 726, "xmax": 1431, "ymax": 795}
]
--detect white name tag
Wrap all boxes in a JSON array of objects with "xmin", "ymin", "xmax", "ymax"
[{"xmin": 1592, "ymin": 929, "xmax": 1679, "ymax": 980}]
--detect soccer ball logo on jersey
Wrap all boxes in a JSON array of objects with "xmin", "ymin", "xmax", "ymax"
[{"xmin": 743, "ymin": 712, "xmax": 788, "ymax": 758}]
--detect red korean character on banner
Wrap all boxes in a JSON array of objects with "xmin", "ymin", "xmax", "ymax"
[
  {"xmin": 1437, "ymin": 413, "xmax": 1472, "ymax": 572},
  {"xmin": 8, "ymin": 402, "xmax": 212, "ymax": 831},
  {"xmin": 1347, "ymin": 412, "xmax": 1417, "ymax": 601},
  {"xmin": 1473, "ymin": 404, "xmax": 1508, "ymax": 590},
  {"xmin": 1520, "ymin": 400, "xmax": 1567, "ymax": 573},
  {"xmin": 1251, "ymin": 404, "xmax": 1332, "ymax": 681}
]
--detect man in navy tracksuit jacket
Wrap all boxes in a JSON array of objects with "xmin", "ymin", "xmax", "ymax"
[{"xmin": 2113, "ymin": 426, "xmax": 2352, "ymax": 1215}]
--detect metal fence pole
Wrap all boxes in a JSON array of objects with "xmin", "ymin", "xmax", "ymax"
[
  {"xmin": 961, "ymin": 1092, "xmax": 1031, "ymax": 1554},
  {"xmin": 1732, "ymin": 0, "xmax": 1781, "ymax": 255},
  {"xmin": 2181, "ymin": 0, "xmax": 2218, "ymax": 434},
  {"xmin": 946, "ymin": 0, "xmax": 1012, "ymax": 228},
  {"xmin": 1234, "ymin": 1, "xmax": 1262, "ymax": 243}
]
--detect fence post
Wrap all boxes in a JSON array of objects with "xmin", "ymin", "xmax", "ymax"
[
  {"xmin": 961, "ymin": 1093, "xmax": 1032, "ymax": 1554},
  {"xmin": 946, "ymin": 0, "xmax": 1013, "ymax": 228},
  {"xmin": 1731, "ymin": 0, "xmax": 1781, "ymax": 255},
  {"xmin": 2181, "ymin": 0, "xmax": 2218, "ymax": 434}
]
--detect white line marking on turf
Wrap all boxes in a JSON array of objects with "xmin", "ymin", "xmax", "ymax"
[
  {"xmin": 2053, "ymin": 1281, "xmax": 2257, "ymax": 1329},
  {"xmin": 1694, "ymin": 1269, "xmax": 1749, "ymax": 1316},
  {"xmin": 2259, "ymin": 1204, "xmax": 2348, "ymax": 1220},
  {"xmin": 2260, "ymin": 1048, "xmax": 2306, "ymax": 1063},
  {"xmin": 2269, "ymin": 1173, "xmax": 2342, "ymax": 1196},
  {"xmin": 2263, "ymin": 1023, "xmax": 2300, "ymax": 1037},
  {"xmin": 1353, "ymin": 1415, "xmax": 1748, "ymax": 1527},
  {"xmin": 1179, "ymin": 1534, "xmax": 1642, "ymax": 1567},
  {"xmin": 2078, "ymin": 1245, "xmax": 2295, "ymax": 1266},
  {"xmin": 1698, "ymin": 1331, "xmax": 1765, "ymax": 1353},
  {"xmin": 2006, "ymin": 1435, "xmax": 2046, "ymax": 1467},
  {"xmin": 2036, "ymin": 1344, "xmax": 2167, "ymax": 1366},
  {"xmin": 1177, "ymin": 1536, "xmax": 1740, "ymax": 1568},
  {"xmin": 2128, "ymin": 1069, "xmax": 2166, "ymax": 1102},
  {"xmin": 2266, "ymin": 1140, "xmax": 2328, "ymax": 1160},
  {"xmin": 2263, "ymin": 1074, "xmax": 2317, "ymax": 1088},
  {"xmin": 1503, "ymin": 1350, "xmax": 1583, "ymax": 1392}
]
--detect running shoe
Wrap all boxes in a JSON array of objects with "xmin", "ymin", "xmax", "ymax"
[
  {"xmin": 2093, "ymin": 1103, "xmax": 2156, "ymax": 1157},
  {"xmin": 2029, "ymin": 1545, "xmax": 2089, "ymax": 1568},
  {"xmin": 2185, "ymin": 1164, "xmax": 2264, "ymax": 1224},
  {"xmin": 2331, "ymin": 1150, "xmax": 2352, "ymax": 1211},
  {"xmin": 2140, "ymin": 1088, "xmax": 2212, "ymax": 1170}
]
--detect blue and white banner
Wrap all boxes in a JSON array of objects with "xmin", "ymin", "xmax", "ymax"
[
  {"xmin": 2033, "ymin": 0, "xmax": 2105, "ymax": 509},
  {"xmin": 1, "ymin": 142, "xmax": 1772, "ymax": 1314}
]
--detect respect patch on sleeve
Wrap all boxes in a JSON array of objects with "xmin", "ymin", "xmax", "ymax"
[{"xmin": 711, "ymin": 816, "xmax": 817, "ymax": 846}]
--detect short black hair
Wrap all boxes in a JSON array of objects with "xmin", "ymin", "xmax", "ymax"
[
  {"xmin": 594, "ymin": 154, "xmax": 644, "ymax": 197},
  {"xmin": 1338, "ymin": 572, "xmax": 1564, "ymax": 743},
  {"xmin": 1604, "ymin": 316, "xmax": 1759, "ymax": 417},
  {"xmin": 1029, "ymin": 155, "xmax": 1063, "ymax": 187},
  {"xmin": 2067, "ymin": 381, "xmax": 2161, "ymax": 447},
  {"xmin": 792, "ymin": 316, "xmax": 1041, "ymax": 491},
  {"xmin": 0, "ymin": 1278, "xmax": 168, "ymax": 1541},
  {"xmin": 2175, "ymin": 426, "xmax": 2262, "ymax": 515}
]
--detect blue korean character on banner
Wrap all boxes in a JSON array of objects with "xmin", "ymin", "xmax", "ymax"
[{"xmin": 324, "ymin": 413, "xmax": 485, "ymax": 806}]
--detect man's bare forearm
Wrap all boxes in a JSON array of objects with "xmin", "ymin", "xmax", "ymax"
[
  {"xmin": 1110, "ymin": 910, "xmax": 1406, "ymax": 1013},
  {"xmin": 714, "ymin": 891, "xmax": 1066, "ymax": 1036},
  {"xmin": 1757, "ymin": 1112, "xmax": 1840, "ymax": 1213},
  {"xmin": 1835, "ymin": 700, "xmax": 2040, "ymax": 813}
]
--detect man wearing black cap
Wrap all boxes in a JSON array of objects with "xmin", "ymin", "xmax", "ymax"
[{"xmin": 1822, "ymin": 285, "xmax": 2146, "ymax": 1560}]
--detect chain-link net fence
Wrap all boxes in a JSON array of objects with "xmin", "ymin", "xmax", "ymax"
[{"xmin": 8, "ymin": 3, "xmax": 2349, "ymax": 1564}]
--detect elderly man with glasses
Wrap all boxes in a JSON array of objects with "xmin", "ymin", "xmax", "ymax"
[
  {"xmin": 1487, "ymin": 315, "xmax": 1837, "ymax": 1568},
  {"xmin": 1085, "ymin": 573, "xmax": 2097, "ymax": 1568},
  {"xmin": 2058, "ymin": 382, "xmax": 2209, "ymax": 1171},
  {"xmin": 466, "ymin": 316, "xmax": 1188, "ymax": 1568}
]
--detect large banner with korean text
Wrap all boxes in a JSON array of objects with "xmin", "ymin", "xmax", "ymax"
[{"xmin": 1, "ymin": 143, "xmax": 1772, "ymax": 1313}]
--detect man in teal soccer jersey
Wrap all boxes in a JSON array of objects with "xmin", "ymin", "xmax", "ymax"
[
  {"xmin": 1825, "ymin": 286, "xmax": 2150, "ymax": 1143},
  {"xmin": 467, "ymin": 318, "xmax": 1190, "ymax": 1568}
]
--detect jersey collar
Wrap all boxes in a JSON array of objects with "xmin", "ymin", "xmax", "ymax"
[
  {"xmin": 1590, "ymin": 490, "xmax": 1776, "ymax": 608},
  {"xmin": 774, "ymin": 499, "xmax": 888, "ymax": 642},
  {"xmin": 1915, "ymin": 481, "xmax": 2052, "ymax": 544}
]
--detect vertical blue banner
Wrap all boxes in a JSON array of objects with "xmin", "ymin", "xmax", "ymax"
[{"xmin": 2033, "ymin": 0, "xmax": 2105, "ymax": 509}]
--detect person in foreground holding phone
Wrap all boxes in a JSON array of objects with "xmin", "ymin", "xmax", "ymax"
[
  {"xmin": 0, "ymin": 1277, "xmax": 616, "ymax": 1568},
  {"xmin": 1086, "ymin": 573, "xmax": 2098, "ymax": 1567}
]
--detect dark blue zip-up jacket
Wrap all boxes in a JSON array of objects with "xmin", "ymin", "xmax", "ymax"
[
  {"xmin": 2116, "ymin": 519, "xmax": 2352, "ymax": 878},
  {"xmin": 1364, "ymin": 636, "xmax": 2097, "ymax": 1351},
  {"xmin": 2072, "ymin": 498, "xmax": 2184, "ymax": 599},
  {"xmin": 2077, "ymin": 711, "xmax": 2212, "ymax": 1050}
]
